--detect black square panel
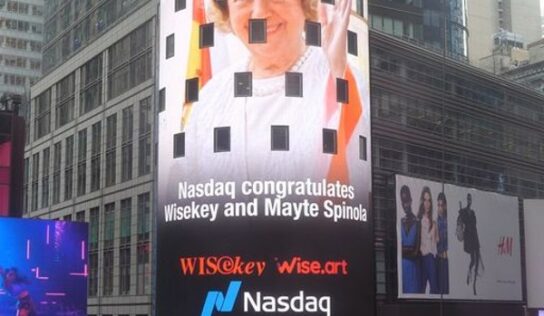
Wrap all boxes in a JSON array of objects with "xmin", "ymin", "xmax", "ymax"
[
  {"xmin": 234, "ymin": 72, "xmax": 252, "ymax": 97},
  {"xmin": 305, "ymin": 21, "xmax": 321, "ymax": 47},
  {"xmin": 285, "ymin": 72, "xmax": 303, "ymax": 97},
  {"xmin": 199, "ymin": 23, "xmax": 215, "ymax": 48},
  {"xmin": 271, "ymin": 126, "xmax": 289, "ymax": 151},
  {"xmin": 185, "ymin": 78, "xmax": 199, "ymax": 103},
  {"xmin": 336, "ymin": 78, "xmax": 349, "ymax": 103},
  {"xmin": 321, "ymin": 0, "xmax": 335, "ymax": 4},
  {"xmin": 359, "ymin": 135, "xmax": 367, "ymax": 161},
  {"xmin": 173, "ymin": 132, "xmax": 185, "ymax": 158},
  {"xmin": 166, "ymin": 33, "xmax": 175, "ymax": 59},
  {"xmin": 214, "ymin": 127, "xmax": 231, "ymax": 152},
  {"xmin": 249, "ymin": 19, "xmax": 267, "ymax": 43},
  {"xmin": 159, "ymin": 88, "xmax": 165, "ymax": 112},
  {"xmin": 323, "ymin": 129, "xmax": 337, "ymax": 154},
  {"xmin": 175, "ymin": 0, "xmax": 186, "ymax": 11},
  {"xmin": 347, "ymin": 30, "xmax": 358, "ymax": 56}
]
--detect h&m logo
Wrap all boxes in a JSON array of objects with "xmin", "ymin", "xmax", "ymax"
[
  {"xmin": 497, "ymin": 236, "xmax": 513, "ymax": 256},
  {"xmin": 201, "ymin": 281, "xmax": 242, "ymax": 316}
]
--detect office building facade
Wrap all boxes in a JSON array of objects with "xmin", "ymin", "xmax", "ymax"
[
  {"xmin": 466, "ymin": 0, "xmax": 541, "ymax": 67},
  {"xmin": 369, "ymin": 0, "xmax": 469, "ymax": 61},
  {"xmin": 0, "ymin": 0, "xmax": 44, "ymax": 100},
  {"xmin": 25, "ymin": 0, "xmax": 156, "ymax": 315},
  {"xmin": 371, "ymin": 29, "xmax": 544, "ymax": 316}
]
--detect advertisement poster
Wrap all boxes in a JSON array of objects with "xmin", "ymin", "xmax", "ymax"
[
  {"xmin": 157, "ymin": 0, "xmax": 373, "ymax": 315},
  {"xmin": 0, "ymin": 218, "xmax": 88, "ymax": 316},
  {"xmin": 396, "ymin": 175, "xmax": 522, "ymax": 301},
  {"xmin": 524, "ymin": 199, "xmax": 544, "ymax": 308}
]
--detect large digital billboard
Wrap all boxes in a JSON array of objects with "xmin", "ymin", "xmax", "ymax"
[
  {"xmin": 396, "ymin": 175, "xmax": 522, "ymax": 301},
  {"xmin": 524, "ymin": 199, "xmax": 544, "ymax": 309},
  {"xmin": 157, "ymin": 0, "xmax": 373, "ymax": 315},
  {"xmin": 0, "ymin": 218, "xmax": 88, "ymax": 316}
]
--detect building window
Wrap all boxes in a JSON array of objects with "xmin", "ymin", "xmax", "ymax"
[
  {"xmin": 108, "ymin": 21, "xmax": 152, "ymax": 100},
  {"xmin": 76, "ymin": 210, "xmax": 85, "ymax": 222},
  {"xmin": 119, "ymin": 198, "xmax": 131, "ymax": 295},
  {"xmin": 102, "ymin": 203, "xmax": 114, "ymax": 296},
  {"xmin": 137, "ymin": 193, "xmax": 150, "ymax": 241},
  {"xmin": 56, "ymin": 73, "xmax": 75, "ymax": 127},
  {"xmin": 138, "ymin": 97, "xmax": 152, "ymax": 176},
  {"xmin": 137, "ymin": 193, "xmax": 150, "ymax": 295},
  {"xmin": 34, "ymin": 90, "xmax": 51, "ymax": 140},
  {"xmin": 64, "ymin": 136, "xmax": 74, "ymax": 201},
  {"xmin": 80, "ymin": 55, "xmax": 103, "ymax": 114},
  {"xmin": 31, "ymin": 153, "xmax": 39, "ymax": 211},
  {"xmin": 77, "ymin": 129, "xmax": 87, "ymax": 196},
  {"xmin": 90, "ymin": 122, "xmax": 101, "ymax": 192},
  {"xmin": 122, "ymin": 106, "xmax": 133, "ymax": 182},
  {"xmin": 52, "ymin": 142, "xmax": 61, "ymax": 204},
  {"xmin": 23, "ymin": 158, "xmax": 29, "ymax": 212},
  {"xmin": 89, "ymin": 207, "xmax": 99, "ymax": 297},
  {"xmin": 105, "ymin": 114, "xmax": 117, "ymax": 187},
  {"xmin": 103, "ymin": 203, "xmax": 115, "ymax": 248},
  {"xmin": 41, "ymin": 148, "xmax": 50, "ymax": 208},
  {"xmin": 119, "ymin": 246, "xmax": 131, "ymax": 295}
]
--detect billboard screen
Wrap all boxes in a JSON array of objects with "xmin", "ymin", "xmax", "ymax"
[
  {"xmin": 157, "ymin": 0, "xmax": 373, "ymax": 315},
  {"xmin": 0, "ymin": 218, "xmax": 88, "ymax": 315},
  {"xmin": 524, "ymin": 199, "xmax": 544, "ymax": 308},
  {"xmin": 396, "ymin": 175, "xmax": 522, "ymax": 301}
]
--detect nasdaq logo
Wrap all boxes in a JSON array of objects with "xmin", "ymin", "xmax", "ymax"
[{"xmin": 201, "ymin": 281, "xmax": 242, "ymax": 316}]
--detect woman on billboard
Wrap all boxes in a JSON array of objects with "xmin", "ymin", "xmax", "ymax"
[
  {"xmin": 0, "ymin": 267, "xmax": 36, "ymax": 316},
  {"xmin": 436, "ymin": 192, "xmax": 449, "ymax": 294},
  {"xmin": 417, "ymin": 187, "xmax": 439, "ymax": 294},
  {"xmin": 181, "ymin": 0, "xmax": 368, "ymax": 186}
]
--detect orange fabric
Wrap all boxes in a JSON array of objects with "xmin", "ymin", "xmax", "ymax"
[{"xmin": 326, "ymin": 67, "xmax": 363, "ymax": 184}]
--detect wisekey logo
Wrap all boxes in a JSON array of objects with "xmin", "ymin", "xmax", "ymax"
[{"xmin": 201, "ymin": 281, "xmax": 242, "ymax": 316}]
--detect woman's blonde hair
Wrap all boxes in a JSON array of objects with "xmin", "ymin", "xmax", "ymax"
[{"xmin": 209, "ymin": 0, "xmax": 318, "ymax": 32}]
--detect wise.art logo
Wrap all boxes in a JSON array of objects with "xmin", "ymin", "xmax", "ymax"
[{"xmin": 201, "ymin": 281, "xmax": 242, "ymax": 316}]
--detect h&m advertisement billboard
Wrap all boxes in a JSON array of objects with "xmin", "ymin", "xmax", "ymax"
[
  {"xmin": 157, "ymin": 0, "xmax": 373, "ymax": 315},
  {"xmin": 396, "ymin": 175, "xmax": 522, "ymax": 301}
]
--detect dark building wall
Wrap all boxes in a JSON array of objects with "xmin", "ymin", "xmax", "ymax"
[
  {"xmin": 369, "ymin": 0, "xmax": 469, "ymax": 61},
  {"xmin": 0, "ymin": 111, "xmax": 25, "ymax": 217},
  {"xmin": 370, "ymin": 29, "xmax": 544, "ymax": 316}
]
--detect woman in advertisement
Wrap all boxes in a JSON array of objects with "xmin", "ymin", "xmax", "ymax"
[
  {"xmin": 436, "ymin": 192, "xmax": 449, "ymax": 294},
  {"xmin": 417, "ymin": 186, "xmax": 439, "ymax": 294},
  {"xmin": 181, "ymin": 0, "xmax": 368, "ymax": 185},
  {"xmin": 400, "ymin": 185, "xmax": 421, "ymax": 293},
  {"xmin": 0, "ymin": 267, "xmax": 36, "ymax": 316}
]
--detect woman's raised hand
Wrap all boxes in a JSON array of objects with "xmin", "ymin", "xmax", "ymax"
[{"xmin": 319, "ymin": 0, "xmax": 352, "ymax": 79}]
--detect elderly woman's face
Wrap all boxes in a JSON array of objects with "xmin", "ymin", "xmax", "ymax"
[{"xmin": 228, "ymin": 0, "xmax": 306, "ymax": 57}]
